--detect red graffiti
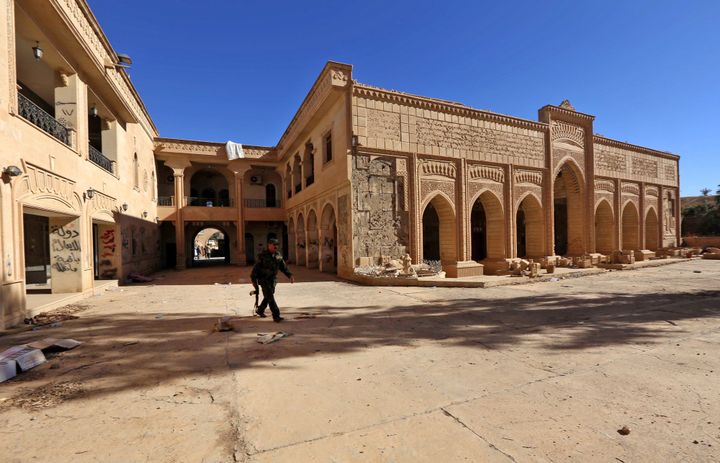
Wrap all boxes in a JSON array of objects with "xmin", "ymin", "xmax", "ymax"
[{"xmin": 100, "ymin": 229, "xmax": 116, "ymax": 258}]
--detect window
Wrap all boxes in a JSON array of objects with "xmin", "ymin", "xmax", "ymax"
[
  {"xmin": 324, "ymin": 132, "xmax": 332, "ymax": 163},
  {"xmin": 304, "ymin": 142, "xmax": 314, "ymax": 187}
]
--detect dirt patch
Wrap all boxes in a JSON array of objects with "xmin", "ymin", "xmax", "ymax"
[
  {"xmin": 3, "ymin": 381, "xmax": 84, "ymax": 411},
  {"xmin": 26, "ymin": 304, "xmax": 91, "ymax": 326}
]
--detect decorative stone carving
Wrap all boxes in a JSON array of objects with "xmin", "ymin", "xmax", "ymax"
[
  {"xmin": 468, "ymin": 164, "xmax": 504, "ymax": 183},
  {"xmin": 621, "ymin": 182, "xmax": 640, "ymax": 196},
  {"xmin": 20, "ymin": 162, "xmax": 76, "ymax": 204},
  {"xmin": 595, "ymin": 146, "xmax": 628, "ymax": 172},
  {"xmin": 419, "ymin": 159, "xmax": 456, "ymax": 179},
  {"xmin": 468, "ymin": 182, "xmax": 503, "ymax": 205},
  {"xmin": 645, "ymin": 186, "xmax": 659, "ymax": 197},
  {"xmin": 395, "ymin": 157, "xmax": 409, "ymax": 211},
  {"xmin": 331, "ymin": 69, "xmax": 349, "ymax": 86},
  {"xmin": 421, "ymin": 180, "xmax": 455, "ymax": 206},
  {"xmin": 366, "ymin": 109, "xmax": 401, "ymax": 141},
  {"xmin": 632, "ymin": 157, "xmax": 658, "ymax": 177},
  {"xmin": 594, "ymin": 179, "xmax": 615, "ymax": 193},
  {"xmin": 553, "ymin": 147, "xmax": 585, "ymax": 172},
  {"xmin": 514, "ymin": 169, "xmax": 543, "ymax": 186},
  {"xmin": 89, "ymin": 190, "xmax": 116, "ymax": 214},
  {"xmin": 551, "ymin": 120, "xmax": 584, "ymax": 147},
  {"xmin": 664, "ymin": 165, "xmax": 677, "ymax": 182},
  {"xmin": 559, "ymin": 99, "xmax": 575, "ymax": 110}
]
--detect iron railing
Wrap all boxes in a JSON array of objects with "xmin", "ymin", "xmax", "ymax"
[
  {"xmin": 17, "ymin": 93, "xmax": 69, "ymax": 145},
  {"xmin": 88, "ymin": 144, "xmax": 114, "ymax": 173},
  {"xmin": 244, "ymin": 198, "xmax": 281, "ymax": 208},
  {"xmin": 158, "ymin": 196, "xmax": 174, "ymax": 206}
]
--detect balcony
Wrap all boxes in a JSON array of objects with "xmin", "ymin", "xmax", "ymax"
[
  {"xmin": 88, "ymin": 144, "xmax": 115, "ymax": 174},
  {"xmin": 158, "ymin": 196, "xmax": 174, "ymax": 207},
  {"xmin": 17, "ymin": 92, "xmax": 69, "ymax": 145},
  {"xmin": 186, "ymin": 197, "xmax": 233, "ymax": 207},
  {"xmin": 244, "ymin": 198, "xmax": 281, "ymax": 208}
]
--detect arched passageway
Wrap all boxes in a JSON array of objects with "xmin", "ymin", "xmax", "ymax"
[
  {"xmin": 645, "ymin": 208, "xmax": 659, "ymax": 251},
  {"xmin": 517, "ymin": 194, "xmax": 545, "ymax": 258},
  {"xmin": 296, "ymin": 213, "xmax": 307, "ymax": 266},
  {"xmin": 287, "ymin": 218, "xmax": 296, "ymax": 263},
  {"xmin": 421, "ymin": 194, "xmax": 457, "ymax": 264},
  {"xmin": 190, "ymin": 169, "xmax": 230, "ymax": 207},
  {"xmin": 553, "ymin": 162, "xmax": 585, "ymax": 256},
  {"xmin": 594, "ymin": 200, "xmax": 614, "ymax": 254},
  {"xmin": 471, "ymin": 191, "xmax": 505, "ymax": 262},
  {"xmin": 192, "ymin": 227, "xmax": 229, "ymax": 266},
  {"xmin": 621, "ymin": 202, "xmax": 640, "ymax": 250},
  {"xmin": 320, "ymin": 204, "xmax": 337, "ymax": 273}
]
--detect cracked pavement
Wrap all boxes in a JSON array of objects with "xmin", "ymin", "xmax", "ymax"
[{"xmin": 1, "ymin": 259, "xmax": 719, "ymax": 462}]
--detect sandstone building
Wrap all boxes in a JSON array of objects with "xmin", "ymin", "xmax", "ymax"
[{"xmin": 0, "ymin": 0, "xmax": 681, "ymax": 329}]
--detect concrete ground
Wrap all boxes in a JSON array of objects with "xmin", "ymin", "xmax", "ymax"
[{"xmin": 1, "ymin": 260, "xmax": 719, "ymax": 462}]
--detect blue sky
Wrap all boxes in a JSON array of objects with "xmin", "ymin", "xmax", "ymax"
[{"xmin": 90, "ymin": 0, "xmax": 719, "ymax": 196}]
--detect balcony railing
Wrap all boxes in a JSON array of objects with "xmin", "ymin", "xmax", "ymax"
[
  {"xmin": 158, "ymin": 196, "xmax": 174, "ymax": 206},
  {"xmin": 244, "ymin": 198, "xmax": 281, "ymax": 208},
  {"xmin": 186, "ymin": 197, "xmax": 232, "ymax": 207},
  {"xmin": 17, "ymin": 92, "xmax": 69, "ymax": 145},
  {"xmin": 88, "ymin": 144, "xmax": 114, "ymax": 174}
]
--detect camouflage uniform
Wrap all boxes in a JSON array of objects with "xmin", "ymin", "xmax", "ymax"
[{"xmin": 250, "ymin": 249, "xmax": 292, "ymax": 321}]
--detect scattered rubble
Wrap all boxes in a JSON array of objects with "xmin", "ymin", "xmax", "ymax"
[
  {"xmin": 127, "ymin": 272, "xmax": 154, "ymax": 283},
  {"xmin": 24, "ymin": 304, "xmax": 90, "ymax": 326},
  {"xmin": 257, "ymin": 332, "xmax": 291, "ymax": 344},
  {"xmin": 3, "ymin": 381, "xmax": 84, "ymax": 410},
  {"xmin": 617, "ymin": 426, "xmax": 631, "ymax": 436},
  {"xmin": 211, "ymin": 317, "xmax": 235, "ymax": 333}
]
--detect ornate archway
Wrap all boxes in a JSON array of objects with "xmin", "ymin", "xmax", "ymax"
[
  {"xmin": 645, "ymin": 207, "xmax": 659, "ymax": 251},
  {"xmin": 421, "ymin": 193, "xmax": 456, "ymax": 264},
  {"xmin": 553, "ymin": 161, "xmax": 585, "ymax": 256},
  {"xmin": 621, "ymin": 202, "xmax": 640, "ymax": 250},
  {"xmin": 306, "ymin": 209, "xmax": 319, "ymax": 268},
  {"xmin": 517, "ymin": 194, "xmax": 545, "ymax": 258},
  {"xmin": 296, "ymin": 213, "xmax": 306, "ymax": 266},
  {"xmin": 470, "ymin": 191, "xmax": 505, "ymax": 262},
  {"xmin": 594, "ymin": 200, "xmax": 614, "ymax": 254},
  {"xmin": 320, "ymin": 203, "xmax": 337, "ymax": 273}
]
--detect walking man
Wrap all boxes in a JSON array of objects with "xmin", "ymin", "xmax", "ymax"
[{"xmin": 251, "ymin": 238, "xmax": 294, "ymax": 322}]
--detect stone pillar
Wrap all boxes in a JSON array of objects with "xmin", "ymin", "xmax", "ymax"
[
  {"xmin": 231, "ymin": 166, "xmax": 250, "ymax": 265},
  {"xmin": 614, "ymin": 179, "xmax": 622, "ymax": 250},
  {"xmin": 409, "ymin": 153, "xmax": 421, "ymax": 264},
  {"xmin": 456, "ymin": 159, "xmax": 468, "ymax": 261},
  {"xmin": 54, "ymin": 73, "xmax": 87, "ymax": 158},
  {"xmin": 49, "ymin": 216, "xmax": 83, "ymax": 293},
  {"xmin": 639, "ymin": 183, "xmax": 646, "ymax": 249},
  {"xmin": 3, "ymin": 0, "xmax": 17, "ymax": 116},
  {"xmin": 101, "ymin": 119, "xmax": 121, "ymax": 174}
]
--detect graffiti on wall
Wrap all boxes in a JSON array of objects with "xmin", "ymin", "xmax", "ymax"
[
  {"xmin": 100, "ymin": 229, "xmax": 116, "ymax": 258},
  {"xmin": 50, "ymin": 224, "xmax": 80, "ymax": 273}
]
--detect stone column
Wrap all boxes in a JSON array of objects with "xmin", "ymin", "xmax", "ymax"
[
  {"xmin": 456, "ymin": 159, "xmax": 468, "ymax": 261},
  {"xmin": 101, "ymin": 119, "xmax": 121, "ymax": 174},
  {"xmin": 164, "ymin": 159, "xmax": 190, "ymax": 269},
  {"xmin": 54, "ymin": 73, "xmax": 87, "ymax": 158},
  {"xmin": 409, "ymin": 153, "xmax": 421, "ymax": 264},
  {"xmin": 507, "ymin": 164, "xmax": 516, "ymax": 258},
  {"xmin": 614, "ymin": 179, "xmax": 622, "ymax": 250},
  {"xmin": 231, "ymin": 165, "xmax": 250, "ymax": 265},
  {"xmin": 639, "ymin": 183, "xmax": 646, "ymax": 249},
  {"xmin": 49, "ymin": 216, "xmax": 83, "ymax": 293}
]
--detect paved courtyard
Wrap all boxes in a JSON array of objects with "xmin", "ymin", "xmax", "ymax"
[{"xmin": 1, "ymin": 260, "xmax": 719, "ymax": 462}]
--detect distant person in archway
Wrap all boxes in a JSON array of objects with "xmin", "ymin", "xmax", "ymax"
[{"xmin": 251, "ymin": 238, "xmax": 294, "ymax": 322}]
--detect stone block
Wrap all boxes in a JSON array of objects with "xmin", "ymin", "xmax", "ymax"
[
  {"xmin": 356, "ymin": 256, "xmax": 372, "ymax": 267},
  {"xmin": 634, "ymin": 250, "xmax": 655, "ymax": 261},
  {"xmin": 445, "ymin": 261, "xmax": 484, "ymax": 278}
]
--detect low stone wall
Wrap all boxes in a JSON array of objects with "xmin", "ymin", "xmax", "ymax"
[{"xmin": 683, "ymin": 236, "xmax": 720, "ymax": 248}]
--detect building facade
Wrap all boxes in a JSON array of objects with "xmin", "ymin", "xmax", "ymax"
[
  {"xmin": 0, "ymin": 0, "xmax": 159, "ymax": 328},
  {"xmin": 1, "ymin": 1, "xmax": 681, "ymax": 329}
]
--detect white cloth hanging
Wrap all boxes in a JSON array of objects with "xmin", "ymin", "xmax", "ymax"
[{"xmin": 225, "ymin": 141, "xmax": 245, "ymax": 160}]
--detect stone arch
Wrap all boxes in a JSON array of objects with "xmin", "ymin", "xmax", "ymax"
[
  {"xmin": 553, "ymin": 160, "xmax": 586, "ymax": 256},
  {"xmin": 421, "ymin": 193, "xmax": 457, "ymax": 264},
  {"xmin": 645, "ymin": 206, "xmax": 659, "ymax": 251},
  {"xmin": 306, "ymin": 209, "xmax": 319, "ymax": 268},
  {"xmin": 296, "ymin": 212, "xmax": 306, "ymax": 266},
  {"xmin": 189, "ymin": 225, "xmax": 230, "ymax": 266},
  {"xmin": 189, "ymin": 168, "xmax": 232, "ymax": 206},
  {"xmin": 621, "ymin": 201, "xmax": 640, "ymax": 250},
  {"xmin": 594, "ymin": 199, "xmax": 614, "ymax": 254},
  {"xmin": 287, "ymin": 216, "xmax": 296, "ymax": 263},
  {"xmin": 469, "ymin": 190, "xmax": 505, "ymax": 262},
  {"xmin": 320, "ymin": 203, "xmax": 337, "ymax": 273},
  {"xmin": 516, "ymin": 192, "xmax": 545, "ymax": 258}
]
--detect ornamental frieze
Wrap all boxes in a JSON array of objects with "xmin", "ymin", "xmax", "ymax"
[
  {"xmin": 631, "ymin": 157, "xmax": 658, "ymax": 177},
  {"xmin": 514, "ymin": 169, "xmax": 543, "ymax": 186},
  {"xmin": 621, "ymin": 183, "xmax": 640, "ymax": 196},
  {"xmin": 366, "ymin": 109, "xmax": 401, "ymax": 141},
  {"xmin": 594, "ymin": 179, "xmax": 615, "ymax": 193},
  {"xmin": 664, "ymin": 165, "xmax": 677, "ymax": 182},
  {"xmin": 468, "ymin": 182, "xmax": 503, "ymax": 206},
  {"xmin": 595, "ymin": 147, "xmax": 628, "ymax": 172},
  {"xmin": 21, "ymin": 162, "xmax": 75, "ymax": 202},
  {"xmin": 645, "ymin": 186, "xmax": 659, "ymax": 197},
  {"xmin": 551, "ymin": 120, "xmax": 584, "ymax": 147},
  {"xmin": 553, "ymin": 146, "xmax": 585, "ymax": 172},
  {"xmin": 468, "ymin": 164, "xmax": 504, "ymax": 183},
  {"xmin": 419, "ymin": 159, "xmax": 456, "ymax": 179}
]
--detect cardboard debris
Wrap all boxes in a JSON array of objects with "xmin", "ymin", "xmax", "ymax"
[
  {"xmin": 0, "ymin": 359, "xmax": 17, "ymax": 383},
  {"xmin": 0, "ymin": 345, "xmax": 46, "ymax": 372},
  {"xmin": 256, "ymin": 331, "xmax": 291, "ymax": 344},
  {"xmin": 28, "ymin": 338, "xmax": 82, "ymax": 351}
]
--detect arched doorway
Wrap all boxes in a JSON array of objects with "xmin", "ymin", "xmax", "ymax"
[
  {"xmin": 471, "ymin": 191, "xmax": 505, "ymax": 263},
  {"xmin": 296, "ymin": 213, "xmax": 306, "ymax": 266},
  {"xmin": 320, "ymin": 204, "xmax": 338, "ymax": 273},
  {"xmin": 621, "ymin": 202, "xmax": 640, "ymax": 250},
  {"xmin": 245, "ymin": 233, "xmax": 255, "ymax": 264},
  {"xmin": 594, "ymin": 200, "xmax": 614, "ymax": 254},
  {"xmin": 266, "ymin": 184, "xmax": 276, "ymax": 207},
  {"xmin": 421, "ymin": 194, "xmax": 456, "ymax": 264},
  {"xmin": 190, "ymin": 169, "xmax": 230, "ymax": 206},
  {"xmin": 553, "ymin": 162, "xmax": 585, "ymax": 256},
  {"xmin": 192, "ymin": 227, "xmax": 229, "ymax": 266},
  {"xmin": 645, "ymin": 207, "xmax": 659, "ymax": 251},
  {"xmin": 517, "ymin": 194, "xmax": 545, "ymax": 258},
  {"xmin": 306, "ymin": 210, "xmax": 319, "ymax": 268}
]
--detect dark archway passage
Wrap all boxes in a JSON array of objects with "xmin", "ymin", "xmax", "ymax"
[
  {"xmin": 553, "ymin": 162, "xmax": 585, "ymax": 256},
  {"xmin": 594, "ymin": 200, "xmax": 614, "ymax": 254},
  {"xmin": 517, "ymin": 195, "xmax": 545, "ymax": 258},
  {"xmin": 422, "ymin": 203, "xmax": 440, "ymax": 261},
  {"xmin": 471, "ymin": 201, "xmax": 487, "ymax": 262}
]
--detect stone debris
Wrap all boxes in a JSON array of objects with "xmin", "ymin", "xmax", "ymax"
[
  {"xmin": 3, "ymin": 381, "xmax": 84, "ymax": 411},
  {"xmin": 617, "ymin": 426, "xmax": 631, "ymax": 436},
  {"xmin": 211, "ymin": 317, "xmax": 235, "ymax": 332},
  {"xmin": 24, "ymin": 304, "xmax": 90, "ymax": 326},
  {"xmin": 127, "ymin": 272, "xmax": 153, "ymax": 283}
]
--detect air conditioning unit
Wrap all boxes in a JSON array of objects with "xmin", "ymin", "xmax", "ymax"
[{"xmin": 250, "ymin": 175, "xmax": 263, "ymax": 185}]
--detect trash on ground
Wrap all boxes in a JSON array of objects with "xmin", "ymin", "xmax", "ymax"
[
  {"xmin": 617, "ymin": 426, "xmax": 630, "ymax": 436},
  {"xmin": 257, "ymin": 331, "xmax": 291, "ymax": 344},
  {"xmin": 5, "ymin": 381, "xmax": 83, "ymax": 410},
  {"xmin": 24, "ymin": 304, "xmax": 89, "ymax": 326},
  {"xmin": 28, "ymin": 338, "xmax": 82, "ymax": 352},
  {"xmin": 1, "ymin": 360, "xmax": 17, "ymax": 383},
  {"xmin": 212, "ymin": 316, "xmax": 235, "ymax": 332},
  {"xmin": 0, "ymin": 345, "xmax": 46, "ymax": 373},
  {"xmin": 128, "ymin": 272, "xmax": 153, "ymax": 283}
]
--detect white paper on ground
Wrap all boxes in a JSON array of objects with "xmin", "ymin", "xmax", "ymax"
[{"xmin": 0, "ymin": 359, "xmax": 17, "ymax": 383}]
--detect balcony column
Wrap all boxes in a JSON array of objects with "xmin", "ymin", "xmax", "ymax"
[
  {"xmin": 54, "ymin": 72, "xmax": 87, "ymax": 156},
  {"xmin": 231, "ymin": 165, "xmax": 251, "ymax": 265},
  {"xmin": 164, "ymin": 159, "xmax": 190, "ymax": 269}
]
